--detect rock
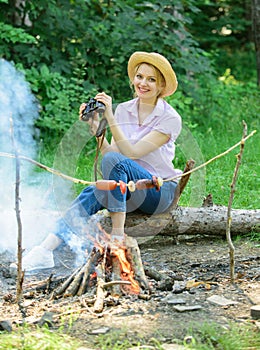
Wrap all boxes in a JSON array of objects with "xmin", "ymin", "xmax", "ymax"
[
  {"xmin": 161, "ymin": 294, "xmax": 186, "ymax": 305},
  {"xmin": 158, "ymin": 277, "xmax": 174, "ymax": 291},
  {"xmin": 0, "ymin": 320, "xmax": 12, "ymax": 332},
  {"xmin": 161, "ymin": 344, "xmax": 186, "ymax": 350},
  {"xmin": 89, "ymin": 326, "xmax": 110, "ymax": 335},
  {"xmin": 250, "ymin": 305, "xmax": 260, "ymax": 319},
  {"xmin": 172, "ymin": 281, "xmax": 186, "ymax": 294},
  {"xmin": 38, "ymin": 312, "xmax": 55, "ymax": 327},
  {"xmin": 173, "ymin": 305, "xmax": 202, "ymax": 312},
  {"xmin": 207, "ymin": 295, "xmax": 239, "ymax": 306}
]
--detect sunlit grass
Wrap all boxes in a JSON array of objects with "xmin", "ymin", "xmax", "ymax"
[
  {"xmin": 186, "ymin": 322, "xmax": 260, "ymax": 350},
  {"xmin": 1, "ymin": 321, "xmax": 259, "ymax": 350},
  {"xmin": 0, "ymin": 326, "xmax": 83, "ymax": 350}
]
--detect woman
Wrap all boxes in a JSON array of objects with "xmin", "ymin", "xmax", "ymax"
[{"xmin": 13, "ymin": 51, "xmax": 182, "ymax": 271}]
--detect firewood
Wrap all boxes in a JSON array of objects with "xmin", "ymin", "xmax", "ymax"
[
  {"xmin": 51, "ymin": 266, "xmax": 82, "ymax": 299},
  {"xmin": 144, "ymin": 267, "xmax": 166, "ymax": 281},
  {"xmin": 144, "ymin": 267, "xmax": 174, "ymax": 291},
  {"xmin": 63, "ymin": 264, "xmax": 86, "ymax": 297},
  {"xmin": 24, "ymin": 275, "xmax": 66, "ymax": 294},
  {"xmin": 111, "ymin": 255, "xmax": 122, "ymax": 296},
  {"xmin": 93, "ymin": 264, "xmax": 106, "ymax": 313},
  {"xmin": 125, "ymin": 236, "xmax": 150, "ymax": 291},
  {"xmin": 77, "ymin": 252, "xmax": 96, "ymax": 296}
]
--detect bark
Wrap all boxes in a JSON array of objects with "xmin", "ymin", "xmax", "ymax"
[
  {"xmin": 252, "ymin": 0, "xmax": 260, "ymax": 86},
  {"xmin": 100, "ymin": 206, "xmax": 260, "ymax": 237},
  {"xmin": 125, "ymin": 236, "xmax": 150, "ymax": 291}
]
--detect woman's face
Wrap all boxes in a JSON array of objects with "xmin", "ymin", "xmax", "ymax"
[{"xmin": 133, "ymin": 63, "xmax": 164, "ymax": 104}]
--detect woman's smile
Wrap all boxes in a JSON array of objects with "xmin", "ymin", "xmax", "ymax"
[{"xmin": 133, "ymin": 63, "xmax": 162, "ymax": 104}]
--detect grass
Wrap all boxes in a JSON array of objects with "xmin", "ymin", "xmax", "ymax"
[
  {"xmin": 0, "ymin": 321, "xmax": 259, "ymax": 349},
  {"xmin": 0, "ymin": 326, "xmax": 82, "ymax": 350},
  {"xmin": 174, "ymin": 80, "xmax": 260, "ymax": 210},
  {"xmin": 186, "ymin": 322, "xmax": 260, "ymax": 350}
]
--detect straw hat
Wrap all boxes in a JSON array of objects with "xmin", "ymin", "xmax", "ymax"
[{"xmin": 127, "ymin": 51, "xmax": 178, "ymax": 97}]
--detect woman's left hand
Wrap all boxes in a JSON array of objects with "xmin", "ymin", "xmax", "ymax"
[{"xmin": 95, "ymin": 92, "xmax": 113, "ymax": 115}]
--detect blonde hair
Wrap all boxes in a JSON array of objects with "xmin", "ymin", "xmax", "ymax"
[{"xmin": 130, "ymin": 63, "xmax": 166, "ymax": 98}]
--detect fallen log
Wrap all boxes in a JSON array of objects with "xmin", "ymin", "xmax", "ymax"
[{"xmin": 99, "ymin": 206, "xmax": 260, "ymax": 237}]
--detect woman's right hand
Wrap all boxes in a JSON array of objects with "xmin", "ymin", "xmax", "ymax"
[{"xmin": 79, "ymin": 103, "xmax": 87, "ymax": 120}]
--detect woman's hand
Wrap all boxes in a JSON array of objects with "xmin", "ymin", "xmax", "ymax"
[
  {"xmin": 95, "ymin": 92, "xmax": 113, "ymax": 115},
  {"xmin": 79, "ymin": 103, "xmax": 87, "ymax": 120}
]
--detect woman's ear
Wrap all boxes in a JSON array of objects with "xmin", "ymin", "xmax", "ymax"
[{"xmin": 158, "ymin": 82, "xmax": 165, "ymax": 97}]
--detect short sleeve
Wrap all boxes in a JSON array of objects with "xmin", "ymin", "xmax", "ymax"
[{"xmin": 154, "ymin": 110, "xmax": 182, "ymax": 142}]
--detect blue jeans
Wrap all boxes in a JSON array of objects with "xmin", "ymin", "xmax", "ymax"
[{"xmin": 54, "ymin": 152, "xmax": 177, "ymax": 251}]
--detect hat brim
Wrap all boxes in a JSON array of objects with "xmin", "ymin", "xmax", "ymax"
[{"xmin": 127, "ymin": 52, "xmax": 178, "ymax": 97}]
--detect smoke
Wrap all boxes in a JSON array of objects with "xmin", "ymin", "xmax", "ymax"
[{"xmin": 0, "ymin": 59, "xmax": 58, "ymax": 253}]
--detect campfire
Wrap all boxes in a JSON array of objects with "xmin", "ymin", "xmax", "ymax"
[
  {"xmin": 50, "ymin": 224, "xmax": 150, "ymax": 312},
  {"xmin": 13, "ymin": 161, "xmax": 194, "ymax": 314}
]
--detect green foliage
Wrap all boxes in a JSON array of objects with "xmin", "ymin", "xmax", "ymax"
[
  {"xmin": 0, "ymin": 23, "xmax": 36, "ymax": 60},
  {"xmin": 212, "ymin": 45, "xmax": 257, "ymax": 82},
  {"xmin": 16, "ymin": 63, "xmax": 97, "ymax": 137},
  {"xmin": 0, "ymin": 0, "xmax": 213, "ymax": 101},
  {"xmin": 185, "ymin": 0, "xmax": 255, "ymax": 82},
  {"xmin": 168, "ymin": 75, "xmax": 260, "ymax": 209},
  {"xmin": 187, "ymin": 0, "xmax": 252, "ymax": 49}
]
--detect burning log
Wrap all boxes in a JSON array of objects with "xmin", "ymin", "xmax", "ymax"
[
  {"xmin": 51, "ymin": 230, "xmax": 149, "ymax": 312},
  {"xmin": 124, "ymin": 236, "xmax": 150, "ymax": 291}
]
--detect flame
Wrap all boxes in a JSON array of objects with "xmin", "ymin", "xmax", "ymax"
[
  {"xmin": 89, "ymin": 223, "xmax": 141, "ymax": 294},
  {"xmin": 90, "ymin": 272, "xmax": 97, "ymax": 279},
  {"xmin": 112, "ymin": 248, "xmax": 140, "ymax": 294}
]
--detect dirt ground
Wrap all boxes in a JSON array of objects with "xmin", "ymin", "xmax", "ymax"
[{"xmin": 0, "ymin": 235, "xmax": 259, "ymax": 348}]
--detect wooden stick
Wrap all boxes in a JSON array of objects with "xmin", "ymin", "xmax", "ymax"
[
  {"xmin": 103, "ymin": 280, "xmax": 131, "ymax": 288},
  {"xmin": 165, "ymin": 129, "xmax": 256, "ymax": 182},
  {"xmin": 226, "ymin": 121, "xmax": 247, "ymax": 283},
  {"xmin": 0, "ymin": 152, "xmax": 94, "ymax": 186},
  {"xmin": 170, "ymin": 159, "xmax": 195, "ymax": 209},
  {"xmin": 24, "ymin": 275, "xmax": 66, "ymax": 293},
  {"xmin": 144, "ymin": 267, "xmax": 167, "ymax": 281},
  {"xmin": 0, "ymin": 129, "xmax": 256, "ymax": 186},
  {"xmin": 9, "ymin": 117, "xmax": 24, "ymax": 307},
  {"xmin": 93, "ymin": 264, "xmax": 106, "ymax": 313},
  {"xmin": 51, "ymin": 265, "xmax": 82, "ymax": 299},
  {"xmin": 111, "ymin": 255, "xmax": 122, "ymax": 296},
  {"xmin": 77, "ymin": 251, "xmax": 97, "ymax": 296},
  {"xmin": 63, "ymin": 264, "xmax": 86, "ymax": 297},
  {"xmin": 125, "ymin": 236, "xmax": 150, "ymax": 291}
]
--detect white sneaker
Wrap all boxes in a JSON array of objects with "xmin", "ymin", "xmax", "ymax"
[{"xmin": 10, "ymin": 246, "xmax": 54, "ymax": 272}]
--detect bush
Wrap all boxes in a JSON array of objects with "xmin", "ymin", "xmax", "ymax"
[{"xmin": 17, "ymin": 64, "xmax": 97, "ymax": 139}]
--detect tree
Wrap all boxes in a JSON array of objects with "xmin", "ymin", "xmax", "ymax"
[
  {"xmin": 252, "ymin": 0, "xmax": 260, "ymax": 85},
  {"xmin": 186, "ymin": 0, "xmax": 256, "ymax": 81},
  {"xmin": 0, "ymin": 0, "xmax": 212, "ymax": 100}
]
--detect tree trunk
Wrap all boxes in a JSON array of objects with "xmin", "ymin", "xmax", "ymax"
[
  {"xmin": 100, "ymin": 206, "xmax": 260, "ymax": 237},
  {"xmin": 252, "ymin": 0, "xmax": 260, "ymax": 86}
]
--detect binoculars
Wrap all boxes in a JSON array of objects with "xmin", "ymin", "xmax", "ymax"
[{"xmin": 81, "ymin": 98, "xmax": 107, "ymax": 137}]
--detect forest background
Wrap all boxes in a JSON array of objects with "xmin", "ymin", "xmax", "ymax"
[{"xmin": 0, "ymin": 0, "xmax": 259, "ymax": 210}]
